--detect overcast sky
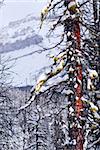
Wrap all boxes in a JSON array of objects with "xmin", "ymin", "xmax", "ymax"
[{"xmin": 0, "ymin": 0, "xmax": 48, "ymax": 28}]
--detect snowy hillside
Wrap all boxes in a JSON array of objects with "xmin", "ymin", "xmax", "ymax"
[
  {"xmin": 0, "ymin": 17, "xmax": 43, "ymax": 53},
  {"xmin": 0, "ymin": 14, "xmax": 52, "ymax": 87}
]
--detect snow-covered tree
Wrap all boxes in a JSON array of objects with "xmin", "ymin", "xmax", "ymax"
[
  {"xmin": 19, "ymin": 0, "xmax": 99, "ymax": 149},
  {"xmin": 0, "ymin": 57, "xmax": 15, "ymax": 150}
]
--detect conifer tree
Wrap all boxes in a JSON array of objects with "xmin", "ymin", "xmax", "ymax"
[{"xmin": 19, "ymin": 0, "xmax": 99, "ymax": 149}]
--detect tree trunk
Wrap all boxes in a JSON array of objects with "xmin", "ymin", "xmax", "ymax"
[{"xmin": 68, "ymin": 1, "xmax": 84, "ymax": 149}]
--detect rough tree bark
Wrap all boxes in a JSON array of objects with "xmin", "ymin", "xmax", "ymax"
[{"xmin": 67, "ymin": 0, "xmax": 84, "ymax": 150}]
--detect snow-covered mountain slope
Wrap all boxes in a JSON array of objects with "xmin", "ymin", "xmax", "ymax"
[
  {"xmin": 0, "ymin": 14, "xmax": 52, "ymax": 87},
  {"xmin": 0, "ymin": 16, "xmax": 43, "ymax": 53}
]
